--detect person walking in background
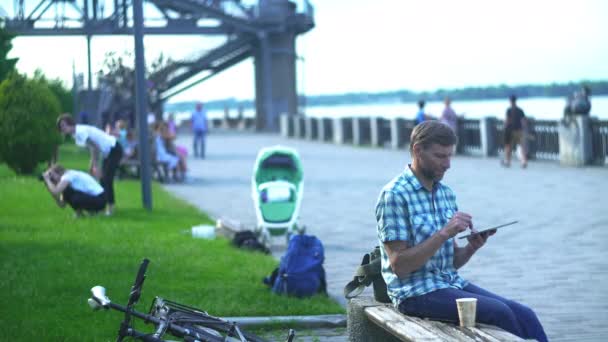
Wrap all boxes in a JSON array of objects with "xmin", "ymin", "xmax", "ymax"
[
  {"xmin": 375, "ymin": 121, "xmax": 547, "ymax": 342},
  {"xmin": 191, "ymin": 102, "xmax": 208, "ymax": 159},
  {"xmin": 42, "ymin": 163, "xmax": 107, "ymax": 218},
  {"xmin": 56, "ymin": 113, "xmax": 123, "ymax": 215},
  {"xmin": 502, "ymin": 95, "xmax": 528, "ymax": 168},
  {"xmin": 415, "ymin": 100, "xmax": 434, "ymax": 125},
  {"xmin": 440, "ymin": 96, "xmax": 458, "ymax": 133}
]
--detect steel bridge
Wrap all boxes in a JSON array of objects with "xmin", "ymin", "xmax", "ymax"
[{"xmin": 2, "ymin": 0, "xmax": 314, "ymax": 131}]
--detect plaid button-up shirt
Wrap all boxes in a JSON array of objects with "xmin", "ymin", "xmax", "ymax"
[{"xmin": 375, "ymin": 165, "xmax": 468, "ymax": 307}]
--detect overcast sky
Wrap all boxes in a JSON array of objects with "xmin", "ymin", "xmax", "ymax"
[{"xmin": 6, "ymin": 0, "xmax": 608, "ymax": 104}]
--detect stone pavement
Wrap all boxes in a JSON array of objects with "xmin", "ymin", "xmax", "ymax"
[{"xmin": 164, "ymin": 131, "xmax": 608, "ymax": 342}]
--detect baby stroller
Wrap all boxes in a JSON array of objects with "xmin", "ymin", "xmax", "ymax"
[{"xmin": 251, "ymin": 145, "xmax": 305, "ymax": 246}]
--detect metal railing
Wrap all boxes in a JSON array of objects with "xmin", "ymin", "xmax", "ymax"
[
  {"xmin": 529, "ymin": 119, "xmax": 560, "ymax": 161},
  {"xmin": 457, "ymin": 119, "xmax": 482, "ymax": 155},
  {"xmin": 277, "ymin": 114, "xmax": 607, "ymax": 167}
]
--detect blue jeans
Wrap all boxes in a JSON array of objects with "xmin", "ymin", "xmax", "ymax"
[
  {"xmin": 398, "ymin": 283, "xmax": 548, "ymax": 342},
  {"xmin": 193, "ymin": 130, "xmax": 206, "ymax": 158}
]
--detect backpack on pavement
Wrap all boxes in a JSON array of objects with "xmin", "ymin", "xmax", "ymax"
[
  {"xmin": 343, "ymin": 245, "xmax": 391, "ymax": 303},
  {"xmin": 264, "ymin": 234, "xmax": 327, "ymax": 297}
]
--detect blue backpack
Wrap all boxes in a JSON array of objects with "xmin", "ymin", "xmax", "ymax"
[{"xmin": 264, "ymin": 234, "xmax": 327, "ymax": 297}]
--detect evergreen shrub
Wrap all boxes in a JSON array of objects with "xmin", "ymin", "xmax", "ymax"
[{"xmin": 0, "ymin": 73, "xmax": 62, "ymax": 174}]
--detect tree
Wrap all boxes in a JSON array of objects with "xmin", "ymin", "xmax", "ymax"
[
  {"xmin": 96, "ymin": 51, "xmax": 173, "ymax": 125},
  {"xmin": 0, "ymin": 19, "xmax": 18, "ymax": 82},
  {"xmin": 33, "ymin": 69, "xmax": 74, "ymax": 114},
  {"xmin": 0, "ymin": 73, "xmax": 62, "ymax": 174}
]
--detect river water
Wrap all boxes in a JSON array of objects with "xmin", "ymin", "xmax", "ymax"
[{"xmin": 169, "ymin": 95, "xmax": 608, "ymax": 125}]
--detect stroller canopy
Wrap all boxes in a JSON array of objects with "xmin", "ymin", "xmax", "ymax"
[{"xmin": 254, "ymin": 146, "xmax": 303, "ymax": 185}]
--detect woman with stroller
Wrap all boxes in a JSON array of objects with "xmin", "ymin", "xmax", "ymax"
[{"xmin": 42, "ymin": 164, "xmax": 107, "ymax": 217}]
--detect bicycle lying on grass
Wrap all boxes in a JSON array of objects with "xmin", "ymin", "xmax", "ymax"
[{"xmin": 88, "ymin": 258, "xmax": 295, "ymax": 342}]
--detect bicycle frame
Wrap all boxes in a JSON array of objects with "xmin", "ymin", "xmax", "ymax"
[{"xmin": 88, "ymin": 259, "xmax": 295, "ymax": 342}]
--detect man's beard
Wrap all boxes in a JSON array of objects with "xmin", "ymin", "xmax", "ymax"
[{"xmin": 420, "ymin": 164, "xmax": 443, "ymax": 182}]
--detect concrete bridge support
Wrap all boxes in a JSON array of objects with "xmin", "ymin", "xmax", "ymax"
[{"xmin": 254, "ymin": 0, "xmax": 299, "ymax": 132}]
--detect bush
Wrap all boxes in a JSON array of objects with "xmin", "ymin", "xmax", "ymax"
[
  {"xmin": 33, "ymin": 70, "xmax": 74, "ymax": 113},
  {"xmin": 0, "ymin": 72, "xmax": 62, "ymax": 174}
]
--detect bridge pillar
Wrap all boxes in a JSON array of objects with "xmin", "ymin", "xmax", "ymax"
[{"xmin": 254, "ymin": 0, "xmax": 299, "ymax": 132}]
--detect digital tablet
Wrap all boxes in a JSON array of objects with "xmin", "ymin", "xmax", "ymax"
[{"xmin": 458, "ymin": 220, "xmax": 518, "ymax": 240}]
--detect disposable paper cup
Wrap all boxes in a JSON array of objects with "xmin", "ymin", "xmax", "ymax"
[
  {"xmin": 192, "ymin": 225, "xmax": 216, "ymax": 239},
  {"xmin": 456, "ymin": 298, "xmax": 477, "ymax": 328}
]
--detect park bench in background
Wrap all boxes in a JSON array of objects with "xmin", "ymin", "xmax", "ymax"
[
  {"xmin": 348, "ymin": 296, "xmax": 527, "ymax": 342},
  {"xmin": 118, "ymin": 141, "xmax": 173, "ymax": 183}
]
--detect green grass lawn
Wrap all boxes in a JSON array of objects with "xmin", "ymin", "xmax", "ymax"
[{"xmin": 0, "ymin": 145, "xmax": 344, "ymax": 341}]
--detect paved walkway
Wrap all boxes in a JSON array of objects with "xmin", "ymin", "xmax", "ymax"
[{"xmin": 165, "ymin": 131, "xmax": 608, "ymax": 342}]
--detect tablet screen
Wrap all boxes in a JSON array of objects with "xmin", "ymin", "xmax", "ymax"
[{"xmin": 458, "ymin": 220, "xmax": 518, "ymax": 240}]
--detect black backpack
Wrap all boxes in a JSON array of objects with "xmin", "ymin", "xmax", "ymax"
[
  {"xmin": 231, "ymin": 230, "xmax": 270, "ymax": 254},
  {"xmin": 343, "ymin": 246, "xmax": 391, "ymax": 303}
]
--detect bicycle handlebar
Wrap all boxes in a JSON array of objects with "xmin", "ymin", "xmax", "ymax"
[
  {"xmin": 129, "ymin": 258, "xmax": 149, "ymax": 306},
  {"xmin": 117, "ymin": 258, "xmax": 150, "ymax": 342}
]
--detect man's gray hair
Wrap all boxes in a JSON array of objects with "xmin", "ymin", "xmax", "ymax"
[{"xmin": 409, "ymin": 121, "xmax": 458, "ymax": 153}]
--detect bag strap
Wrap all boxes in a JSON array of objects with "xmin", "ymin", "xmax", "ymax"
[{"xmin": 343, "ymin": 251, "xmax": 382, "ymax": 299}]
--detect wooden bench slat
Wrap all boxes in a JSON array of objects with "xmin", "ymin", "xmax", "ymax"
[
  {"xmin": 351, "ymin": 296, "xmax": 526, "ymax": 342},
  {"xmin": 364, "ymin": 304, "xmax": 527, "ymax": 342},
  {"xmin": 473, "ymin": 324, "xmax": 526, "ymax": 342},
  {"xmin": 365, "ymin": 306, "xmax": 441, "ymax": 341},
  {"xmin": 417, "ymin": 317, "xmax": 486, "ymax": 341}
]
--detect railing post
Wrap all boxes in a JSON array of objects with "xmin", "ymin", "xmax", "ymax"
[
  {"xmin": 370, "ymin": 117, "xmax": 380, "ymax": 147},
  {"xmin": 559, "ymin": 116, "xmax": 593, "ymax": 166},
  {"xmin": 333, "ymin": 117, "xmax": 344, "ymax": 144},
  {"xmin": 480, "ymin": 117, "xmax": 497, "ymax": 157},
  {"xmin": 293, "ymin": 115, "xmax": 302, "ymax": 139},
  {"xmin": 317, "ymin": 116, "xmax": 325, "ymax": 142},
  {"xmin": 305, "ymin": 116, "xmax": 316, "ymax": 140},
  {"xmin": 390, "ymin": 118, "xmax": 403, "ymax": 149},
  {"xmin": 353, "ymin": 117, "xmax": 362, "ymax": 146},
  {"xmin": 280, "ymin": 114, "xmax": 289, "ymax": 137}
]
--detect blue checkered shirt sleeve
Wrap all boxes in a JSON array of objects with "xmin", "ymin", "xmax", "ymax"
[{"xmin": 376, "ymin": 190, "xmax": 412, "ymax": 243}]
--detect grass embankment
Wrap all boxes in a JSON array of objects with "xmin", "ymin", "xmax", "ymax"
[{"xmin": 0, "ymin": 145, "xmax": 344, "ymax": 341}]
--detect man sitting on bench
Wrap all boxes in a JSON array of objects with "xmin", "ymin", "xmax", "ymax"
[{"xmin": 375, "ymin": 121, "xmax": 547, "ymax": 342}]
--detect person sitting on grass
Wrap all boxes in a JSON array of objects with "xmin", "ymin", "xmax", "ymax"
[{"xmin": 42, "ymin": 164, "xmax": 107, "ymax": 218}]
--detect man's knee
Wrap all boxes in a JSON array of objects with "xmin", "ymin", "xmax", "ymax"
[
  {"xmin": 480, "ymin": 300, "xmax": 518, "ymax": 325},
  {"xmin": 510, "ymin": 301, "xmax": 538, "ymax": 322}
]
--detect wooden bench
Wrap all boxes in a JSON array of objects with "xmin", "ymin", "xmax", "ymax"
[
  {"xmin": 118, "ymin": 157, "xmax": 170, "ymax": 183},
  {"xmin": 348, "ymin": 296, "xmax": 527, "ymax": 342},
  {"xmin": 118, "ymin": 140, "xmax": 183, "ymax": 183}
]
